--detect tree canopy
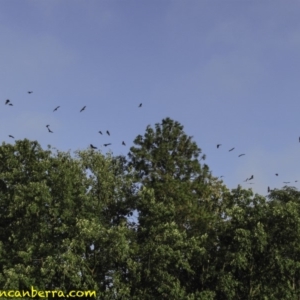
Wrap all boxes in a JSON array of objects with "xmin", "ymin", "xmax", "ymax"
[{"xmin": 1, "ymin": 119, "xmax": 300, "ymax": 299}]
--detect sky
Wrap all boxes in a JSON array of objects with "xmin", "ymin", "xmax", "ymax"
[{"xmin": 1, "ymin": 0, "xmax": 300, "ymax": 197}]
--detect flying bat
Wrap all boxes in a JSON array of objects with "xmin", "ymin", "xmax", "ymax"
[
  {"xmin": 104, "ymin": 143, "xmax": 111, "ymax": 147},
  {"xmin": 248, "ymin": 175, "xmax": 254, "ymax": 180},
  {"xmin": 9, "ymin": 103, "xmax": 13, "ymax": 106},
  {"xmin": 90, "ymin": 144, "xmax": 97, "ymax": 149},
  {"xmin": 99, "ymin": 131, "xmax": 103, "ymax": 135},
  {"xmin": 53, "ymin": 106, "xmax": 60, "ymax": 112},
  {"xmin": 229, "ymin": 148, "xmax": 235, "ymax": 152},
  {"xmin": 275, "ymin": 173, "xmax": 278, "ymax": 176},
  {"xmin": 238, "ymin": 154, "xmax": 245, "ymax": 157},
  {"xmin": 80, "ymin": 106, "xmax": 86, "ymax": 112},
  {"xmin": 28, "ymin": 91, "xmax": 33, "ymax": 94},
  {"xmin": 5, "ymin": 99, "xmax": 10, "ymax": 105},
  {"xmin": 46, "ymin": 125, "xmax": 50, "ymax": 128},
  {"xmin": 139, "ymin": 103, "xmax": 142, "ymax": 107},
  {"xmin": 217, "ymin": 144, "xmax": 221, "ymax": 148},
  {"xmin": 8, "ymin": 135, "xmax": 14, "ymax": 138},
  {"xmin": 48, "ymin": 128, "xmax": 53, "ymax": 133},
  {"xmin": 122, "ymin": 141, "xmax": 126, "ymax": 146},
  {"xmin": 106, "ymin": 131, "xmax": 110, "ymax": 136}
]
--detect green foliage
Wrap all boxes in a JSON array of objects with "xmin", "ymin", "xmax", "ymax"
[
  {"xmin": 213, "ymin": 186, "xmax": 300, "ymax": 299},
  {"xmin": 1, "ymin": 120, "xmax": 300, "ymax": 299},
  {"xmin": 127, "ymin": 118, "xmax": 228, "ymax": 298},
  {"xmin": 0, "ymin": 140, "xmax": 134, "ymax": 298}
]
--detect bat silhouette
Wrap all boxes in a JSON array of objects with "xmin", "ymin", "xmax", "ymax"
[
  {"xmin": 80, "ymin": 106, "xmax": 86, "ymax": 112},
  {"xmin": 217, "ymin": 144, "xmax": 221, "ymax": 148},
  {"xmin": 104, "ymin": 143, "xmax": 111, "ymax": 147},
  {"xmin": 53, "ymin": 106, "xmax": 60, "ymax": 112},
  {"xmin": 90, "ymin": 144, "xmax": 97, "ymax": 149},
  {"xmin": 229, "ymin": 148, "xmax": 235, "ymax": 152}
]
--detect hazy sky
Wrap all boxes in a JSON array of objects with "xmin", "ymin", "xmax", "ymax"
[{"xmin": 1, "ymin": 1, "xmax": 300, "ymax": 197}]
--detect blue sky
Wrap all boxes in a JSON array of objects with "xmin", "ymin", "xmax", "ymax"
[{"xmin": 1, "ymin": 1, "xmax": 300, "ymax": 197}]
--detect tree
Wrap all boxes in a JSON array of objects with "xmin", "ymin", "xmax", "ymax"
[
  {"xmin": 211, "ymin": 185, "xmax": 300, "ymax": 299},
  {"xmin": 3, "ymin": 120, "xmax": 300, "ymax": 299},
  {"xmin": 127, "ymin": 118, "xmax": 227, "ymax": 298},
  {"xmin": 0, "ymin": 139, "xmax": 135, "ymax": 299}
]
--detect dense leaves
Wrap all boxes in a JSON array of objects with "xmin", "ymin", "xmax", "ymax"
[
  {"xmin": 1, "ymin": 120, "xmax": 300, "ymax": 299},
  {"xmin": 0, "ymin": 140, "xmax": 134, "ymax": 298}
]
